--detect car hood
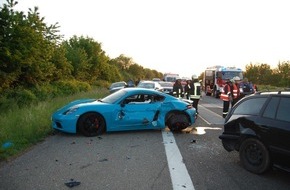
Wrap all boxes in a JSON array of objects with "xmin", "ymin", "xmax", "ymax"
[{"xmin": 53, "ymin": 98, "xmax": 97, "ymax": 115}]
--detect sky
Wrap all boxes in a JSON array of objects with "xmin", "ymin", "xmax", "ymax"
[{"xmin": 2, "ymin": 0, "xmax": 290, "ymax": 78}]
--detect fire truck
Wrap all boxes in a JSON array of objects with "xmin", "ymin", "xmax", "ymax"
[{"xmin": 203, "ymin": 65, "xmax": 243, "ymax": 98}]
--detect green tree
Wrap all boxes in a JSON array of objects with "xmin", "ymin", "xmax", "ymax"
[
  {"xmin": 62, "ymin": 36, "xmax": 110, "ymax": 83},
  {"xmin": 128, "ymin": 63, "xmax": 144, "ymax": 81},
  {"xmin": 245, "ymin": 63, "xmax": 272, "ymax": 85},
  {"xmin": 50, "ymin": 45, "xmax": 73, "ymax": 81},
  {"xmin": 276, "ymin": 61, "xmax": 290, "ymax": 87},
  {"xmin": 112, "ymin": 54, "xmax": 134, "ymax": 71},
  {"xmin": 0, "ymin": 0, "xmax": 62, "ymax": 91},
  {"xmin": 257, "ymin": 63, "xmax": 272, "ymax": 85}
]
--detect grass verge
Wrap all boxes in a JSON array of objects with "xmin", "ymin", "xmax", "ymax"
[{"xmin": 0, "ymin": 87, "xmax": 109, "ymax": 161}]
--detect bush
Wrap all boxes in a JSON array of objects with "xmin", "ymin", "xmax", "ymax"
[
  {"xmin": 4, "ymin": 88, "xmax": 37, "ymax": 108},
  {"xmin": 93, "ymin": 79, "xmax": 110, "ymax": 88},
  {"xmin": 32, "ymin": 84, "xmax": 58, "ymax": 101},
  {"xmin": 53, "ymin": 80, "xmax": 91, "ymax": 95}
]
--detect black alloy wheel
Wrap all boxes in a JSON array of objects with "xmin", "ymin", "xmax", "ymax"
[{"xmin": 78, "ymin": 112, "xmax": 106, "ymax": 137}]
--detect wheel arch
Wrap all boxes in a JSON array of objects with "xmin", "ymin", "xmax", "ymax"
[
  {"xmin": 76, "ymin": 111, "xmax": 107, "ymax": 133},
  {"xmin": 165, "ymin": 110, "xmax": 191, "ymax": 126},
  {"xmin": 239, "ymin": 137, "xmax": 272, "ymax": 174}
]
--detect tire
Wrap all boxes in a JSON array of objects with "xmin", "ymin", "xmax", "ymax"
[
  {"xmin": 77, "ymin": 112, "xmax": 106, "ymax": 137},
  {"xmin": 167, "ymin": 113, "xmax": 189, "ymax": 132},
  {"xmin": 239, "ymin": 138, "xmax": 271, "ymax": 174}
]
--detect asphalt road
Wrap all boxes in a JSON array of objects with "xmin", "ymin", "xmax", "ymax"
[{"xmin": 0, "ymin": 94, "xmax": 289, "ymax": 190}]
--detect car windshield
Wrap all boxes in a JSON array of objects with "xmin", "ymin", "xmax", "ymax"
[
  {"xmin": 101, "ymin": 89, "xmax": 127, "ymax": 103},
  {"xmin": 221, "ymin": 71, "xmax": 243, "ymax": 80}
]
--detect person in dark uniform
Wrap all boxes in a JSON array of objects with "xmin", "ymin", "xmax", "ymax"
[{"xmin": 173, "ymin": 78, "xmax": 183, "ymax": 98}]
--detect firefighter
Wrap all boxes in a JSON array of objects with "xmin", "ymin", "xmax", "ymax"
[
  {"xmin": 189, "ymin": 75, "xmax": 201, "ymax": 114},
  {"xmin": 184, "ymin": 79, "xmax": 193, "ymax": 100},
  {"xmin": 220, "ymin": 78, "xmax": 238, "ymax": 118},
  {"xmin": 232, "ymin": 76, "xmax": 241, "ymax": 106},
  {"xmin": 173, "ymin": 78, "xmax": 183, "ymax": 98}
]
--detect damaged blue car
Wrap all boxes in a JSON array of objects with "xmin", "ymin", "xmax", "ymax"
[{"xmin": 52, "ymin": 88, "xmax": 196, "ymax": 136}]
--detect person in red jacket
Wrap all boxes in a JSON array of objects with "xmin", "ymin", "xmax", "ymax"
[{"xmin": 220, "ymin": 79, "xmax": 238, "ymax": 118}]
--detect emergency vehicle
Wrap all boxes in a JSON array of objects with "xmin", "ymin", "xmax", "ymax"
[
  {"xmin": 163, "ymin": 73, "xmax": 180, "ymax": 83},
  {"xmin": 203, "ymin": 65, "xmax": 243, "ymax": 98}
]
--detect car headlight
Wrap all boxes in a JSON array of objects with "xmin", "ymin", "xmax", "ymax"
[{"xmin": 63, "ymin": 107, "xmax": 79, "ymax": 115}]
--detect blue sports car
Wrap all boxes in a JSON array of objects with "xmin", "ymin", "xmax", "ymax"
[{"xmin": 52, "ymin": 88, "xmax": 196, "ymax": 136}]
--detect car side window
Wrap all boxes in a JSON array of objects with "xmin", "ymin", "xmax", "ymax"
[
  {"xmin": 263, "ymin": 97, "xmax": 279, "ymax": 119},
  {"xmin": 276, "ymin": 97, "xmax": 290, "ymax": 122},
  {"xmin": 126, "ymin": 94, "xmax": 152, "ymax": 104},
  {"xmin": 233, "ymin": 97, "xmax": 267, "ymax": 115},
  {"xmin": 152, "ymin": 95, "xmax": 165, "ymax": 103}
]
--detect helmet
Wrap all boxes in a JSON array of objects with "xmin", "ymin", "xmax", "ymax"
[
  {"xmin": 233, "ymin": 76, "xmax": 240, "ymax": 81},
  {"xmin": 192, "ymin": 75, "xmax": 198, "ymax": 80}
]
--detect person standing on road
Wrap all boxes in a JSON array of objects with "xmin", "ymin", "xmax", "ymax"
[
  {"xmin": 184, "ymin": 79, "xmax": 193, "ymax": 100},
  {"xmin": 220, "ymin": 79, "xmax": 238, "ymax": 118},
  {"xmin": 189, "ymin": 75, "xmax": 201, "ymax": 114},
  {"xmin": 239, "ymin": 77, "xmax": 255, "ymax": 99},
  {"xmin": 231, "ymin": 76, "xmax": 241, "ymax": 106},
  {"xmin": 173, "ymin": 78, "xmax": 183, "ymax": 98}
]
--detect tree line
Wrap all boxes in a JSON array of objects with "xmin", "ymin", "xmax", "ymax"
[
  {"xmin": 1, "ymin": 0, "xmax": 290, "ymax": 110},
  {"xmin": 0, "ymin": 0, "xmax": 163, "ymax": 109}
]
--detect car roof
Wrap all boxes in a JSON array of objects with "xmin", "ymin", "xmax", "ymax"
[
  {"xmin": 122, "ymin": 87, "xmax": 160, "ymax": 95},
  {"xmin": 139, "ymin": 80, "xmax": 158, "ymax": 84},
  {"xmin": 253, "ymin": 91, "xmax": 290, "ymax": 96}
]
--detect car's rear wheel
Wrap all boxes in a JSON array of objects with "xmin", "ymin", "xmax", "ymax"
[
  {"xmin": 167, "ymin": 113, "xmax": 189, "ymax": 132},
  {"xmin": 78, "ymin": 112, "xmax": 106, "ymax": 137},
  {"xmin": 239, "ymin": 138, "xmax": 271, "ymax": 174}
]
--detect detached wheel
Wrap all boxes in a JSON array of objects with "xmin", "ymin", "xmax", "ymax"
[
  {"xmin": 78, "ymin": 112, "xmax": 106, "ymax": 137},
  {"xmin": 239, "ymin": 138, "xmax": 270, "ymax": 174},
  {"xmin": 167, "ymin": 113, "xmax": 189, "ymax": 132}
]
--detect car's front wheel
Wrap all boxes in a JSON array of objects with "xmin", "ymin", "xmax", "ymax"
[
  {"xmin": 167, "ymin": 113, "xmax": 189, "ymax": 132},
  {"xmin": 239, "ymin": 138, "xmax": 271, "ymax": 174},
  {"xmin": 77, "ymin": 112, "xmax": 106, "ymax": 137}
]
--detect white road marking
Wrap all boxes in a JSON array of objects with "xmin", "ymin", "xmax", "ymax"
[
  {"xmin": 199, "ymin": 104, "xmax": 222, "ymax": 118},
  {"xmin": 197, "ymin": 114, "xmax": 211, "ymax": 125},
  {"xmin": 198, "ymin": 104, "xmax": 225, "ymax": 125},
  {"xmin": 162, "ymin": 130, "xmax": 195, "ymax": 190}
]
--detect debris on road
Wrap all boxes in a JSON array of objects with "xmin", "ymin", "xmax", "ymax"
[
  {"xmin": 98, "ymin": 158, "xmax": 108, "ymax": 162},
  {"xmin": 65, "ymin": 179, "xmax": 81, "ymax": 188}
]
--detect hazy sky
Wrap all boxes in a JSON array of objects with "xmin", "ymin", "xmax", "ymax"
[{"xmin": 4, "ymin": 0, "xmax": 290, "ymax": 78}]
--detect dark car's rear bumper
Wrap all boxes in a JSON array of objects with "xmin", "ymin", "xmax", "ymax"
[{"xmin": 219, "ymin": 133, "xmax": 240, "ymax": 152}]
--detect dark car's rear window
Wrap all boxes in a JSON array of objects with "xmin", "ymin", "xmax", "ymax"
[{"xmin": 233, "ymin": 97, "xmax": 267, "ymax": 115}]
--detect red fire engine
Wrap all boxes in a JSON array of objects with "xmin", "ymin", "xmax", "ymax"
[{"xmin": 203, "ymin": 65, "xmax": 243, "ymax": 98}]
